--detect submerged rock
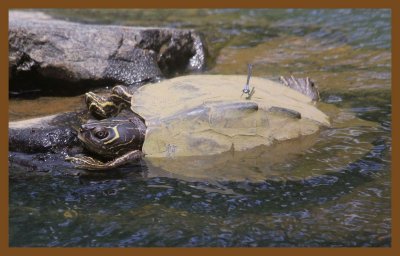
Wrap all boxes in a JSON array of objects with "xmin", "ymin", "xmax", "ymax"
[{"xmin": 9, "ymin": 11, "xmax": 207, "ymax": 96}]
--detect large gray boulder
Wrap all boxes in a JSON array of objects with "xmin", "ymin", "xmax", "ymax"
[{"xmin": 9, "ymin": 11, "xmax": 207, "ymax": 95}]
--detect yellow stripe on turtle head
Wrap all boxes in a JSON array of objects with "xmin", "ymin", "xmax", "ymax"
[{"xmin": 104, "ymin": 126, "xmax": 120, "ymax": 145}]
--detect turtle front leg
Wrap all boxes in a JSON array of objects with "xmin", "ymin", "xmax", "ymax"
[
  {"xmin": 66, "ymin": 150, "xmax": 144, "ymax": 171},
  {"xmin": 85, "ymin": 92, "xmax": 127, "ymax": 119},
  {"xmin": 110, "ymin": 85, "xmax": 133, "ymax": 105}
]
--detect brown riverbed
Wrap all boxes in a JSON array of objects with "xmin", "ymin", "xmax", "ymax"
[{"xmin": 9, "ymin": 96, "xmax": 85, "ymax": 121}]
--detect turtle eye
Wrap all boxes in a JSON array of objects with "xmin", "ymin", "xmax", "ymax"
[{"xmin": 94, "ymin": 129, "xmax": 108, "ymax": 139}]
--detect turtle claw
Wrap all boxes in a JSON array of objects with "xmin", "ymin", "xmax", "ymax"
[
  {"xmin": 279, "ymin": 75, "xmax": 320, "ymax": 101},
  {"xmin": 66, "ymin": 155, "xmax": 107, "ymax": 170},
  {"xmin": 66, "ymin": 150, "xmax": 144, "ymax": 171}
]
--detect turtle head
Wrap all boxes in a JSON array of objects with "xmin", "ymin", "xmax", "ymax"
[{"xmin": 77, "ymin": 118, "xmax": 145, "ymax": 159}]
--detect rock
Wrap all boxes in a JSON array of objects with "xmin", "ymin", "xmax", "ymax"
[
  {"xmin": 9, "ymin": 112, "xmax": 86, "ymax": 174},
  {"xmin": 8, "ymin": 124, "xmax": 79, "ymax": 173},
  {"xmin": 9, "ymin": 112, "xmax": 83, "ymax": 154},
  {"xmin": 9, "ymin": 11, "xmax": 207, "ymax": 96}
]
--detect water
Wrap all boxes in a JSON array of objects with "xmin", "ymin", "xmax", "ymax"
[{"xmin": 9, "ymin": 9, "xmax": 391, "ymax": 247}]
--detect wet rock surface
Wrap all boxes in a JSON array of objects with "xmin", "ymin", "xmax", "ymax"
[
  {"xmin": 9, "ymin": 112, "xmax": 86, "ymax": 173},
  {"xmin": 9, "ymin": 112, "xmax": 84, "ymax": 154},
  {"xmin": 9, "ymin": 125, "xmax": 78, "ymax": 154},
  {"xmin": 9, "ymin": 11, "xmax": 207, "ymax": 96}
]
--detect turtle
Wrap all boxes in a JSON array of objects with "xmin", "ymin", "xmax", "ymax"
[{"xmin": 66, "ymin": 67, "xmax": 330, "ymax": 171}]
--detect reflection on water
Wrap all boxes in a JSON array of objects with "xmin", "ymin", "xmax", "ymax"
[
  {"xmin": 144, "ymin": 133, "xmax": 321, "ymax": 182},
  {"xmin": 9, "ymin": 9, "xmax": 391, "ymax": 247}
]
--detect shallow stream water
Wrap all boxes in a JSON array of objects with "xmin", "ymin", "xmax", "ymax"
[{"xmin": 9, "ymin": 9, "xmax": 391, "ymax": 247}]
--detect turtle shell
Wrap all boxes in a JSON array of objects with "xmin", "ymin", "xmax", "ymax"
[{"xmin": 130, "ymin": 75, "xmax": 330, "ymax": 158}]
